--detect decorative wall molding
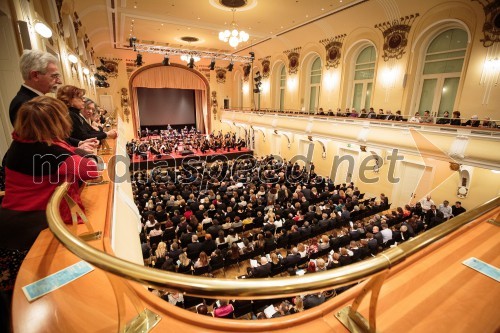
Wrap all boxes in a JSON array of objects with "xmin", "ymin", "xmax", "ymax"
[
  {"xmin": 472, "ymin": 0, "xmax": 500, "ymax": 47},
  {"xmin": 283, "ymin": 47, "xmax": 302, "ymax": 75},
  {"xmin": 216, "ymin": 68, "xmax": 227, "ymax": 83},
  {"xmin": 375, "ymin": 13, "xmax": 419, "ymax": 61},
  {"xmin": 259, "ymin": 56, "xmax": 271, "ymax": 78},
  {"xmin": 319, "ymin": 34, "xmax": 346, "ymax": 69}
]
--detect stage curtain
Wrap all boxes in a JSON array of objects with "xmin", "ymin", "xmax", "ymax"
[{"xmin": 131, "ymin": 66, "xmax": 209, "ymax": 133}]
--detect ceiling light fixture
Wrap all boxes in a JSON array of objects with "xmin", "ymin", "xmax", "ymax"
[
  {"xmin": 162, "ymin": 54, "xmax": 170, "ymax": 66},
  {"xmin": 34, "ymin": 21, "xmax": 52, "ymax": 38},
  {"xmin": 218, "ymin": 9, "xmax": 249, "ymax": 48}
]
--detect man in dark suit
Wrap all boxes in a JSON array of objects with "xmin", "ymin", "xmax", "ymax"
[
  {"xmin": 186, "ymin": 235, "xmax": 203, "ymax": 256},
  {"xmin": 9, "ymin": 50, "xmax": 97, "ymax": 152},
  {"xmin": 247, "ymin": 257, "xmax": 271, "ymax": 278},
  {"xmin": 9, "ymin": 50, "xmax": 62, "ymax": 124},
  {"xmin": 282, "ymin": 248, "xmax": 301, "ymax": 268}
]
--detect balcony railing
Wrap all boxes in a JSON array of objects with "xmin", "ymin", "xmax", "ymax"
[{"xmin": 46, "ymin": 181, "xmax": 499, "ymax": 332}]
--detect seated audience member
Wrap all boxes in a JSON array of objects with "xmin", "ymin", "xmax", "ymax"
[
  {"xmin": 451, "ymin": 201, "xmax": 466, "ymax": 217},
  {"xmin": 149, "ymin": 223, "xmax": 163, "ymax": 238},
  {"xmin": 481, "ymin": 117, "xmax": 497, "ymax": 128},
  {"xmin": 209, "ymin": 249, "xmax": 224, "ymax": 268},
  {"xmin": 177, "ymin": 252, "xmax": 193, "ymax": 273},
  {"xmin": 282, "ymin": 247, "xmax": 301, "ymax": 267},
  {"xmin": 408, "ymin": 112, "xmax": 421, "ymax": 123},
  {"xmin": 196, "ymin": 304, "xmax": 211, "ymax": 316},
  {"xmin": 0, "ymin": 97, "xmax": 99, "ymax": 313},
  {"xmin": 201, "ymin": 233, "xmax": 217, "ymax": 255},
  {"xmin": 394, "ymin": 110, "xmax": 403, "ymax": 121},
  {"xmin": 421, "ymin": 110, "xmax": 433, "ymax": 123},
  {"xmin": 450, "ymin": 111, "xmax": 462, "ymax": 126},
  {"xmin": 438, "ymin": 200, "xmax": 453, "ymax": 220},
  {"xmin": 247, "ymin": 257, "xmax": 271, "ymax": 278},
  {"xmin": 213, "ymin": 299, "xmax": 234, "ymax": 318},
  {"xmin": 463, "ymin": 115, "xmax": 480, "ymax": 127},
  {"xmin": 303, "ymin": 292, "xmax": 326, "ymax": 310},
  {"xmin": 194, "ymin": 251, "xmax": 210, "ymax": 269},
  {"xmin": 436, "ymin": 111, "xmax": 451, "ymax": 125},
  {"xmin": 166, "ymin": 291, "xmax": 184, "ymax": 307}
]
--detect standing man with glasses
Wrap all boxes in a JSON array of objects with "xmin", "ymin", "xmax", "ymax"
[
  {"xmin": 9, "ymin": 49, "xmax": 62, "ymax": 125},
  {"xmin": 8, "ymin": 49, "xmax": 97, "ymax": 152}
]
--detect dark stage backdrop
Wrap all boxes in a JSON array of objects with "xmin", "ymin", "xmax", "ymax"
[{"xmin": 137, "ymin": 87, "xmax": 196, "ymax": 126}]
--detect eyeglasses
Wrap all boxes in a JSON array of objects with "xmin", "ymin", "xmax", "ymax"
[
  {"xmin": 49, "ymin": 73, "xmax": 62, "ymax": 79},
  {"xmin": 40, "ymin": 71, "xmax": 61, "ymax": 79}
]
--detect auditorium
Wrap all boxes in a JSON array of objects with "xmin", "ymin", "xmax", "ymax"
[{"xmin": 0, "ymin": 0, "xmax": 499, "ymax": 332}]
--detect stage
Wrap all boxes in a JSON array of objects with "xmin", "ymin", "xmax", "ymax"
[{"xmin": 130, "ymin": 147, "xmax": 254, "ymax": 170}]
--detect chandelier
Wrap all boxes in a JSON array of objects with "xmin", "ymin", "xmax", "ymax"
[{"xmin": 219, "ymin": 9, "xmax": 249, "ymax": 48}]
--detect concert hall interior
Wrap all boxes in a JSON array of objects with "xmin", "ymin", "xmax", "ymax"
[{"xmin": 0, "ymin": 0, "xmax": 499, "ymax": 332}]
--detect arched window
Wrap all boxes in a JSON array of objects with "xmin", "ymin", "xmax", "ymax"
[
  {"xmin": 351, "ymin": 46, "xmax": 375, "ymax": 111},
  {"xmin": 279, "ymin": 64, "xmax": 286, "ymax": 111},
  {"xmin": 415, "ymin": 29, "xmax": 468, "ymax": 116},
  {"xmin": 307, "ymin": 56, "xmax": 322, "ymax": 113}
]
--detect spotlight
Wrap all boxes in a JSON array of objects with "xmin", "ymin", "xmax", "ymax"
[
  {"xmin": 209, "ymin": 59, "xmax": 216, "ymax": 70},
  {"xmin": 227, "ymin": 62, "xmax": 234, "ymax": 72},
  {"xmin": 254, "ymin": 70, "xmax": 262, "ymax": 93},
  {"xmin": 254, "ymin": 71, "xmax": 262, "ymax": 82},
  {"xmin": 188, "ymin": 57, "xmax": 195, "ymax": 68},
  {"xmin": 136, "ymin": 53, "xmax": 143, "ymax": 66},
  {"xmin": 162, "ymin": 55, "xmax": 170, "ymax": 66}
]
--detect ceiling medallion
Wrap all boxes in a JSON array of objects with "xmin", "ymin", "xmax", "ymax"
[
  {"xmin": 219, "ymin": 0, "xmax": 247, "ymax": 8},
  {"xmin": 209, "ymin": 0, "xmax": 257, "ymax": 12},
  {"xmin": 181, "ymin": 36, "xmax": 200, "ymax": 43}
]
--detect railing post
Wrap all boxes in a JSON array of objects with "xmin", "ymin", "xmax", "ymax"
[
  {"xmin": 335, "ymin": 270, "xmax": 389, "ymax": 333},
  {"xmin": 106, "ymin": 273, "xmax": 161, "ymax": 333}
]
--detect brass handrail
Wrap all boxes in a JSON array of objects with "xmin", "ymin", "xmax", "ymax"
[{"xmin": 46, "ymin": 183, "xmax": 499, "ymax": 300}]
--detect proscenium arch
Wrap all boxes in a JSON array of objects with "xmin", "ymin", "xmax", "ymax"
[{"xmin": 129, "ymin": 62, "xmax": 211, "ymax": 138}]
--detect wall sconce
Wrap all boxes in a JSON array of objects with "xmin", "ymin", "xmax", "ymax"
[
  {"xmin": 261, "ymin": 80, "xmax": 270, "ymax": 94},
  {"xmin": 323, "ymin": 70, "xmax": 336, "ymax": 90},
  {"xmin": 242, "ymin": 82, "xmax": 249, "ymax": 94},
  {"xmin": 82, "ymin": 68, "xmax": 90, "ymax": 75},
  {"xmin": 381, "ymin": 66, "xmax": 398, "ymax": 88},
  {"xmin": 68, "ymin": 54, "xmax": 78, "ymax": 64},
  {"xmin": 287, "ymin": 76, "xmax": 297, "ymax": 89},
  {"xmin": 34, "ymin": 21, "xmax": 52, "ymax": 38},
  {"xmin": 480, "ymin": 55, "xmax": 500, "ymax": 105}
]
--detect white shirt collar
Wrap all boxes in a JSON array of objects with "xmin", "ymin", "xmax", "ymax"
[{"xmin": 22, "ymin": 84, "xmax": 44, "ymax": 96}]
